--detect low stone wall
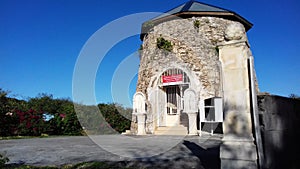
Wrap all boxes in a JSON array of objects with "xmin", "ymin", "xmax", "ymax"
[{"xmin": 257, "ymin": 94, "xmax": 300, "ymax": 169}]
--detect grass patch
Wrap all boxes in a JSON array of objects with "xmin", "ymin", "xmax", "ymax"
[
  {"xmin": 0, "ymin": 135, "xmax": 48, "ymax": 140},
  {"xmin": 4, "ymin": 161, "xmax": 135, "ymax": 169},
  {"xmin": 0, "ymin": 135, "xmax": 83, "ymax": 140}
]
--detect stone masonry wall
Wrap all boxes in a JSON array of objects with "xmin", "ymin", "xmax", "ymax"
[
  {"xmin": 133, "ymin": 16, "xmax": 255, "ymax": 133},
  {"xmin": 137, "ymin": 17, "xmax": 249, "ymax": 99}
]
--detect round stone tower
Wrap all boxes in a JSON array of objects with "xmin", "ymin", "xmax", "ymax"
[
  {"xmin": 131, "ymin": 1, "xmax": 262, "ymax": 168},
  {"xmin": 131, "ymin": 0, "xmax": 259, "ymax": 139}
]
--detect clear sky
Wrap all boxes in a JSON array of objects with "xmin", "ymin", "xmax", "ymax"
[{"xmin": 1, "ymin": 0, "xmax": 299, "ymax": 107}]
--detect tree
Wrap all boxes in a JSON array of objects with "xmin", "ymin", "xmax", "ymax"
[
  {"xmin": 289, "ymin": 94, "xmax": 300, "ymax": 99},
  {"xmin": 28, "ymin": 94, "xmax": 83, "ymax": 135},
  {"xmin": 0, "ymin": 89, "xmax": 132, "ymax": 137},
  {"xmin": 98, "ymin": 103, "xmax": 131, "ymax": 133},
  {"xmin": 0, "ymin": 89, "xmax": 10, "ymax": 136}
]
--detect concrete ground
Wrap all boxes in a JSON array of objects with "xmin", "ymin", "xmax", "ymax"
[{"xmin": 0, "ymin": 133, "xmax": 222, "ymax": 169}]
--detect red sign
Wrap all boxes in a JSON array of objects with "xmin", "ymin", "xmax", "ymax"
[{"xmin": 162, "ymin": 74, "xmax": 183, "ymax": 84}]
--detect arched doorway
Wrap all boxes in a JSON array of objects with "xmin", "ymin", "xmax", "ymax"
[{"xmin": 159, "ymin": 68, "xmax": 190, "ymax": 126}]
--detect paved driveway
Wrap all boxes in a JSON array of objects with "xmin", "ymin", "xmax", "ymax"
[{"xmin": 0, "ymin": 134, "xmax": 222, "ymax": 168}]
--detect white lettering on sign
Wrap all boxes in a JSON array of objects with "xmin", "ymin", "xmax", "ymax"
[{"xmin": 162, "ymin": 74, "xmax": 183, "ymax": 85}]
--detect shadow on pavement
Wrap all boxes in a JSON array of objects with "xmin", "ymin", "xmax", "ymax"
[{"xmin": 183, "ymin": 140, "xmax": 220, "ymax": 169}]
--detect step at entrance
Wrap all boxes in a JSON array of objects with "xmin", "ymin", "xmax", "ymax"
[{"xmin": 154, "ymin": 125, "xmax": 188, "ymax": 135}]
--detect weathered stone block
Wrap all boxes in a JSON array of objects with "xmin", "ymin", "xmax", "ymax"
[
  {"xmin": 223, "ymin": 90, "xmax": 250, "ymax": 111},
  {"xmin": 220, "ymin": 139, "xmax": 257, "ymax": 169},
  {"xmin": 225, "ymin": 22, "xmax": 246, "ymax": 41},
  {"xmin": 222, "ymin": 69, "xmax": 249, "ymax": 90}
]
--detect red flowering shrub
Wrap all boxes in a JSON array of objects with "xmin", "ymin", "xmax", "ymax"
[
  {"xmin": 15, "ymin": 109, "xmax": 44, "ymax": 136},
  {"xmin": 0, "ymin": 90, "xmax": 131, "ymax": 137}
]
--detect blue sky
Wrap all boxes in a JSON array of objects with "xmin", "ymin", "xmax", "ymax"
[{"xmin": 1, "ymin": 0, "xmax": 299, "ymax": 107}]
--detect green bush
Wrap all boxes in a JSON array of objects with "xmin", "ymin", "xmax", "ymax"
[
  {"xmin": 0, "ymin": 153, "xmax": 9, "ymax": 167},
  {"xmin": 156, "ymin": 37, "xmax": 173, "ymax": 52},
  {"xmin": 74, "ymin": 103, "xmax": 132, "ymax": 135},
  {"xmin": 0, "ymin": 92, "xmax": 83, "ymax": 137},
  {"xmin": 0, "ymin": 88, "xmax": 132, "ymax": 137},
  {"xmin": 193, "ymin": 20, "xmax": 200, "ymax": 28},
  {"xmin": 98, "ymin": 103, "xmax": 131, "ymax": 133}
]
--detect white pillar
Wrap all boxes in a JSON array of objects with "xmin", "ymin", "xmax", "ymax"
[
  {"xmin": 187, "ymin": 112, "xmax": 198, "ymax": 135},
  {"xmin": 133, "ymin": 92, "xmax": 147, "ymax": 135},
  {"xmin": 183, "ymin": 88, "xmax": 198, "ymax": 135},
  {"xmin": 218, "ymin": 38, "xmax": 258, "ymax": 169},
  {"xmin": 137, "ymin": 113, "xmax": 146, "ymax": 135}
]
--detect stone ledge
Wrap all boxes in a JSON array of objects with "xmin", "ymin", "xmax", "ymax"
[
  {"xmin": 221, "ymin": 159, "xmax": 257, "ymax": 169},
  {"xmin": 220, "ymin": 140, "xmax": 257, "ymax": 161}
]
